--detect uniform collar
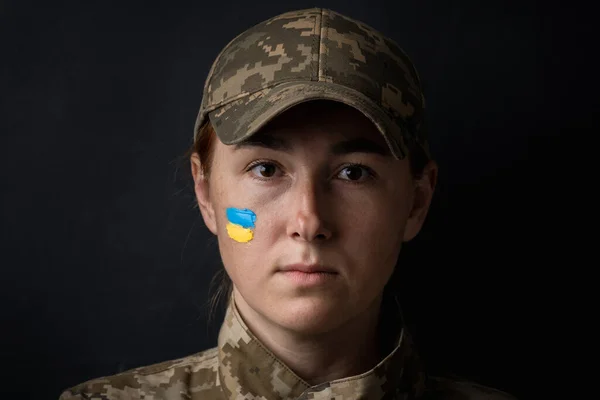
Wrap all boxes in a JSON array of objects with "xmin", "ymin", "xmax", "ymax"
[{"xmin": 216, "ymin": 295, "xmax": 426, "ymax": 400}]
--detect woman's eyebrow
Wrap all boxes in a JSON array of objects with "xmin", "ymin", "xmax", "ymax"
[
  {"xmin": 234, "ymin": 134, "xmax": 292, "ymax": 153},
  {"xmin": 330, "ymin": 138, "xmax": 389, "ymax": 156}
]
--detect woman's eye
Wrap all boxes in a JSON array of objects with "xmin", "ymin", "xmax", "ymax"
[
  {"xmin": 338, "ymin": 165, "xmax": 371, "ymax": 182},
  {"xmin": 249, "ymin": 162, "xmax": 278, "ymax": 178}
]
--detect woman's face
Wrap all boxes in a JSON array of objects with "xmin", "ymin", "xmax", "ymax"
[{"xmin": 193, "ymin": 101, "xmax": 435, "ymax": 335}]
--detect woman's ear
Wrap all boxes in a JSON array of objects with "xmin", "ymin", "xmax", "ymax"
[
  {"xmin": 191, "ymin": 153, "xmax": 218, "ymax": 235},
  {"xmin": 403, "ymin": 160, "xmax": 438, "ymax": 242}
]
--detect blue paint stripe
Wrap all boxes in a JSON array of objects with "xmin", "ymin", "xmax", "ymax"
[{"xmin": 226, "ymin": 208, "xmax": 256, "ymax": 228}]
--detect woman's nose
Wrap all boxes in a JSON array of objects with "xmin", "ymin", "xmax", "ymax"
[{"xmin": 286, "ymin": 179, "xmax": 332, "ymax": 243}]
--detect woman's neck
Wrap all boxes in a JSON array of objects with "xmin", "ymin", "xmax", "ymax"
[{"xmin": 232, "ymin": 290, "xmax": 384, "ymax": 386}]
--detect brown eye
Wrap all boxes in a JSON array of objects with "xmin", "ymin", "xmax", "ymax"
[
  {"xmin": 338, "ymin": 165, "xmax": 370, "ymax": 181},
  {"xmin": 250, "ymin": 163, "xmax": 277, "ymax": 178}
]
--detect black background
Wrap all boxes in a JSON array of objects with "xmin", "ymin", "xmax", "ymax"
[{"xmin": 1, "ymin": 0, "xmax": 586, "ymax": 398}]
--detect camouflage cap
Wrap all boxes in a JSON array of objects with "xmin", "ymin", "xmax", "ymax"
[{"xmin": 194, "ymin": 7, "xmax": 429, "ymax": 160}]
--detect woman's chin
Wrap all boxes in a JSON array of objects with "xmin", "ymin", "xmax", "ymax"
[{"xmin": 268, "ymin": 295, "xmax": 349, "ymax": 335}]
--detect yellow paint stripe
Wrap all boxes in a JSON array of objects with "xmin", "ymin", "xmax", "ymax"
[{"xmin": 226, "ymin": 223, "xmax": 254, "ymax": 243}]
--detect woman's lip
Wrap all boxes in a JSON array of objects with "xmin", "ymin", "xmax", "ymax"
[
  {"xmin": 278, "ymin": 270, "xmax": 339, "ymax": 285},
  {"xmin": 279, "ymin": 263, "xmax": 338, "ymax": 274}
]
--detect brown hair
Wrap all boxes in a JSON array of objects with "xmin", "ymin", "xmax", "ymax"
[{"xmin": 186, "ymin": 119, "xmax": 430, "ymax": 321}]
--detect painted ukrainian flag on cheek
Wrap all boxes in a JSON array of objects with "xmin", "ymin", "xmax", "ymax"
[{"xmin": 226, "ymin": 208, "xmax": 257, "ymax": 243}]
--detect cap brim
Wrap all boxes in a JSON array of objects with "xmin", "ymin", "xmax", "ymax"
[{"xmin": 204, "ymin": 81, "xmax": 408, "ymax": 160}]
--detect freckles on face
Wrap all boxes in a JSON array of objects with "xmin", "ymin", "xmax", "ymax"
[
  {"xmin": 208, "ymin": 149, "xmax": 277, "ymax": 289},
  {"xmin": 335, "ymin": 188, "xmax": 409, "ymax": 279}
]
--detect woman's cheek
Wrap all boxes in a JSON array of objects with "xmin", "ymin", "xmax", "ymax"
[{"xmin": 217, "ymin": 174, "xmax": 291, "ymax": 244}]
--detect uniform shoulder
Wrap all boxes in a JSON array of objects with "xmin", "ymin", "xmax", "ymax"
[
  {"xmin": 58, "ymin": 346, "xmax": 219, "ymax": 400},
  {"xmin": 425, "ymin": 376, "xmax": 517, "ymax": 400}
]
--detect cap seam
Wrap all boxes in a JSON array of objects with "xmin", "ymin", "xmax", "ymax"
[
  {"xmin": 205, "ymin": 12, "xmax": 322, "ymax": 113},
  {"xmin": 318, "ymin": 8, "xmax": 328, "ymax": 82},
  {"xmin": 312, "ymin": 10, "xmax": 321, "ymax": 81},
  {"xmin": 317, "ymin": 8, "xmax": 324, "ymax": 81}
]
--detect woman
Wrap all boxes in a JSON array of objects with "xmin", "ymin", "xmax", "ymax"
[{"xmin": 60, "ymin": 7, "xmax": 515, "ymax": 400}]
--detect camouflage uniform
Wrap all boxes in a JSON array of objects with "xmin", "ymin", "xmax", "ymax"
[
  {"xmin": 60, "ymin": 296, "xmax": 515, "ymax": 399},
  {"xmin": 60, "ymin": 8, "xmax": 518, "ymax": 399}
]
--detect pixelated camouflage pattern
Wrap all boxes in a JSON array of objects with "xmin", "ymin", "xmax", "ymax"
[
  {"xmin": 59, "ymin": 295, "xmax": 517, "ymax": 400},
  {"xmin": 193, "ymin": 8, "xmax": 430, "ymax": 160}
]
